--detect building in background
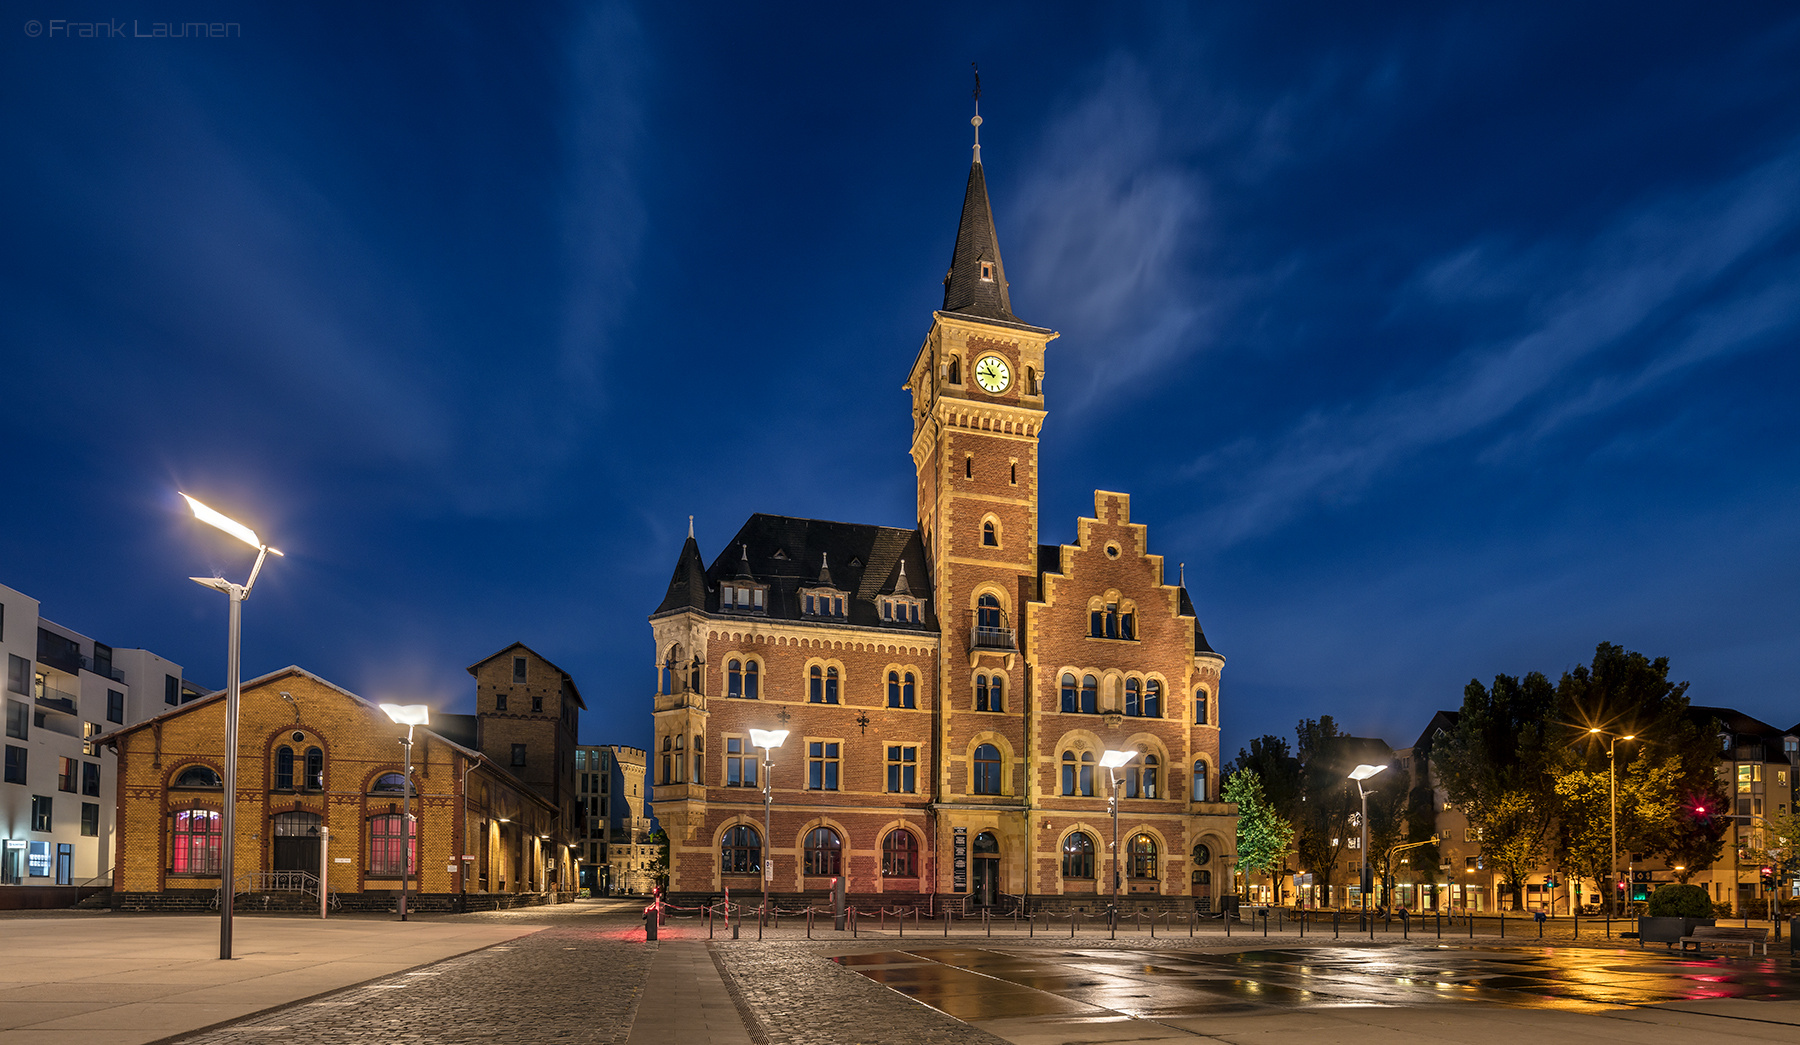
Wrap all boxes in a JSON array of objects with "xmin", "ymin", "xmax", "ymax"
[
  {"xmin": 573, "ymin": 744, "xmax": 655, "ymax": 895},
  {"xmin": 461, "ymin": 643, "xmax": 584, "ymax": 875},
  {"xmin": 2, "ymin": 581, "xmax": 200, "ymax": 908},
  {"xmin": 649, "ymin": 127, "xmax": 1234, "ymax": 910},
  {"xmin": 1687, "ymin": 706, "xmax": 1797, "ymax": 912}
]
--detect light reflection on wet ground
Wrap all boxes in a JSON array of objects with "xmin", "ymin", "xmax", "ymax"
[{"xmin": 831, "ymin": 944, "xmax": 1800, "ymax": 1022}]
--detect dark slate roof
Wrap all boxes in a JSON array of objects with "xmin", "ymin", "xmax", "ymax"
[
  {"xmin": 1687, "ymin": 704, "xmax": 1783, "ymax": 737},
  {"xmin": 1177, "ymin": 587, "xmax": 1219, "ymax": 655},
  {"xmin": 656, "ymin": 534, "xmax": 710, "ymax": 614},
  {"xmin": 941, "ymin": 160, "xmax": 1035, "ymax": 327},
  {"xmin": 1412, "ymin": 710, "xmax": 1462, "ymax": 754},
  {"xmin": 652, "ymin": 514, "xmax": 936, "ymax": 631}
]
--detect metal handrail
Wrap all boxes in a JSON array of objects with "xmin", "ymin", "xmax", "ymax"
[{"xmin": 212, "ymin": 870, "xmax": 339, "ymax": 909}]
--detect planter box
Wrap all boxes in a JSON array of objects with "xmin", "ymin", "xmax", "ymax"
[{"xmin": 1637, "ymin": 915, "xmax": 1714, "ymax": 948}]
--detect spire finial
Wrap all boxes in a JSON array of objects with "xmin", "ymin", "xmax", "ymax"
[
  {"xmin": 1180, "ymin": 562, "xmax": 1186, "ymax": 588},
  {"xmin": 971, "ymin": 62, "xmax": 983, "ymax": 164},
  {"xmin": 688, "ymin": 515, "xmax": 694, "ymax": 539}
]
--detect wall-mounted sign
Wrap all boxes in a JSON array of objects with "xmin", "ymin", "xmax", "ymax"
[
  {"xmin": 334, "ymin": 857, "xmax": 352, "ymax": 863},
  {"xmin": 953, "ymin": 827, "xmax": 968, "ymax": 892}
]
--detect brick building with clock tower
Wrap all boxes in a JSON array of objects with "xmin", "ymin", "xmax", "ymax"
[{"xmin": 650, "ymin": 121, "xmax": 1236, "ymax": 911}]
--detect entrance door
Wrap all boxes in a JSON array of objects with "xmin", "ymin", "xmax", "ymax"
[
  {"xmin": 271, "ymin": 811, "xmax": 322, "ymax": 872},
  {"xmin": 972, "ymin": 831, "xmax": 1000, "ymax": 907}
]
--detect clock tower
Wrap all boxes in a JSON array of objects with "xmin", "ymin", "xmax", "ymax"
[{"xmin": 905, "ymin": 118, "xmax": 1057, "ymax": 802}]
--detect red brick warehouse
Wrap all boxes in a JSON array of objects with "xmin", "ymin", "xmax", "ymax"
[{"xmin": 650, "ymin": 119, "xmax": 1236, "ymax": 911}]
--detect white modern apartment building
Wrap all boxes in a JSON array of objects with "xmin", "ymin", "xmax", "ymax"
[{"xmin": 2, "ymin": 582, "xmax": 204, "ymax": 907}]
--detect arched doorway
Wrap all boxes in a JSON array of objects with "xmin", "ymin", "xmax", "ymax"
[
  {"xmin": 972, "ymin": 831, "xmax": 1000, "ymax": 907},
  {"xmin": 271, "ymin": 810, "xmax": 323, "ymax": 873}
]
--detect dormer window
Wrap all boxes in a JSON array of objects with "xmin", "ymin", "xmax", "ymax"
[
  {"xmin": 979, "ymin": 261, "xmax": 994, "ymax": 282},
  {"xmin": 801, "ymin": 589, "xmax": 847, "ymax": 618},
  {"xmin": 879, "ymin": 596, "xmax": 923, "ymax": 625},
  {"xmin": 719, "ymin": 583, "xmax": 766, "ymax": 614}
]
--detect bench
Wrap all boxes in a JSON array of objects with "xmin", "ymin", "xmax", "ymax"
[{"xmin": 1679, "ymin": 925, "xmax": 1770, "ymax": 956}]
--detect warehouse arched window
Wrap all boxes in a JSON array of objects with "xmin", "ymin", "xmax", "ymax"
[
  {"xmin": 173, "ymin": 765, "xmax": 222, "ymax": 789},
  {"xmin": 721, "ymin": 824, "xmax": 761, "ymax": 874},
  {"xmin": 371, "ymin": 772, "xmax": 408, "ymax": 793},
  {"xmin": 882, "ymin": 829, "xmax": 920, "ymax": 877},
  {"xmin": 1062, "ymin": 832, "xmax": 1095, "ymax": 879},
  {"xmin": 304, "ymin": 747, "xmax": 324, "ymax": 790},
  {"xmin": 973, "ymin": 744, "xmax": 1002, "ymax": 795},
  {"xmin": 804, "ymin": 826, "xmax": 843, "ymax": 877},
  {"xmin": 274, "ymin": 746, "xmax": 295, "ymax": 790}
]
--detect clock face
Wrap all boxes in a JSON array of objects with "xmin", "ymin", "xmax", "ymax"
[{"xmin": 973, "ymin": 354, "xmax": 1011, "ymax": 393}]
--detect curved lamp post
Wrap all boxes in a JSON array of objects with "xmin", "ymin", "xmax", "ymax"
[
  {"xmin": 749, "ymin": 728, "xmax": 788, "ymax": 922},
  {"xmin": 1099, "ymin": 749, "xmax": 1134, "ymax": 934},
  {"xmin": 180, "ymin": 493, "xmax": 282, "ymax": 960},
  {"xmin": 381, "ymin": 704, "xmax": 430, "ymax": 920},
  {"xmin": 1349, "ymin": 764, "xmax": 1387, "ymax": 912}
]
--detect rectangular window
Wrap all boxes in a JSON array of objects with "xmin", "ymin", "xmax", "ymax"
[
  {"xmin": 808, "ymin": 741, "xmax": 840, "ymax": 791},
  {"xmin": 369, "ymin": 814, "xmax": 416, "ymax": 876},
  {"xmin": 5, "ymin": 699, "xmax": 26, "ymax": 740},
  {"xmin": 83, "ymin": 721, "xmax": 100, "ymax": 756},
  {"xmin": 7, "ymin": 654, "xmax": 30, "ymax": 696},
  {"xmin": 496, "ymin": 692, "xmax": 507, "ymax": 711},
  {"xmin": 107, "ymin": 689, "xmax": 124, "ymax": 723},
  {"xmin": 164, "ymin": 675, "xmax": 178, "ymax": 705},
  {"xmin": 83, "ymin": 761, "xmax": 101, "ymax": 797},
  {"xmin": 31, "ymin": 795, "xmax": 52, "ymax": 832},
  {"xmin": 532, "ymin": 695, "xmax": 543, "ymax": 713},
  {"xmin": 752, "ymin": 588, "xmax": 764, "ymax": 609},
  {"xmin": 512, "ymin": 744, "xmax": 527, "ymax": 767},
  {"xmin": 81, "ymin": 802, "xmax": 100, "ymax": 837},
  {"xmin": 886, "ymin": 746, "xmax": 916, "ymax": 793},
  {"xmin": 28, "ymin": 841, "xmax": 50, "ymax": 877},
  {"xmin": 58, "ymin": 757, "xmax": 77, "ymax": 793},
  {"xmin": 726, "ymin": 737, "xmax": 756, "ymax": 787},
  {"xmin": 4, "ymin": 745, "xmax": 24, "ymax": 784},
  {"xmin": 512, "ymin": 656, "xmax": 527, "ymax": 684}
]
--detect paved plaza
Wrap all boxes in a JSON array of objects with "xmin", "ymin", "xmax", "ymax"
[{"xmin": 2, "ymin": 902, "xmax": 1797, "ymax": 1045}]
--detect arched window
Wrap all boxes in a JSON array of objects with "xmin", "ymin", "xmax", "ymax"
[
  {"xmin": 661, "ymin": 735, "xmax": 672, "ymax": 784},
  {"xmin": 948, "ymin": 355, "xmax": 961, "ymax": 384},
  {"xmin": 825, "ymin": 666, "xmax": 839, "ymax": 705},
  {"xmin": 661, "ymin": 649, "xmax": 676, "ymax": 694},
  {"xmin": 804, "ymin": 826, "xmax": 842, "ymax": 876},
  {"xmin": 1089, "ymin": 604, "xmax": 1104, "ymax": 637},
  {"xmin": 692, "ymin": 736, "xmax": 704, "ymax": 784},
  {"xmin": 1128, "ymin": 834, "xmax": 1159, "ymax": 879},
  {"xmin": 372, "ymin": 772, "xmax": 408, "ymax": 793},
  {"xmin": 1080, "ymin": 675, "xmax": 1098, "ymax": 715},
  {"xmin": 170, "ymin": 808, "xmax": 221, "ymax": 873},
  {"xmin": 1192, "ymin": 761, "xmax": 1209, "ymax": 802},
  {"xmin": 973, "ymin": 744, "xmax": 1001, "ymax": 795},
  {"xmin": 809, "ymin": 665, "xmax": 823, "ymax": 703},
  {"xmin": 728, "ymin": 660, "xmax": 743, "ymax": 698},
  {"xmin": 304, "ymin": 747, "xmax": 324, "ymax": 790},
  {"xmin": 973, "ymin": 831, "xmax": 999, "ymax": 856},
  {"xmin": 173, "ymin": 765, "xmax": 222, "ymax": 788},
  {"xmin": 1062, "ymin": 832, "xmax": 1095, "ymax": 879},
  {"xmin": 1080, "ymin": 752, "xmax": 1095, "ymax": 796},
  {"xmin": 977, "ymin": 593, "xmax": 1002, "ymax": 631},
  {"xmin": 1061, "ymin": 673, "xmax": 1078, "ymax": 713},
  {"xmin": 1061, "ymin": 751, "xmax": 1077, "ymax": 795},
  {"xmin": 721, "ymin": 824, "xmax": 761, "ymax": 874},
  {"xmin": 901, "ymin": 672, "xmax": 915, "ymax": 709},
  {"xmin": 1120, "ymin": 608, "xmax": 1135, "ymax": 640},
  {"xmin": 1026, "ymin": 366, "xmax": 1038, "ymax": 395},
  {"xmin": 888, "ymin": 671, "xmax": 901, "ymax": 708},
  {"xmin": 988, "ymin": 674, "xmax": 1003, "ymax": 712},
  {"xmin": 965, "ymin": 455, "xmax": 974, "ymax": 479},
  {"xmin": 689, "ymin": 656, "xmax": 703, "ymax": 694},
  {"xmin": 369, "ymin": 813, "xmax": 415, "ymax": 876},
  {"xmin": 974, "ymin": 675, "xmax": 988, "ymax": 712},
  {"xmin": 274, "ymin": 746, "xmax": 295, "ymax": 790},
  {"xmin": 982, "ymin": 520, "xmax": 998, "ymax": 546},
  {"xmin": 673, "ymin": 735, "xmax": 686, "ymax": 785},
  {"xmin": 744, "ymin": 660, "xmax": 760, "ymax": 699},
  {"xmin": 882, "ymin": 829, "xmax": 919, "ymax": 877},
  {"xmin": 1144, "ymin": 680, "xmax": 1162, "ymax": 718},
  {"xmin": 1125, "ymin": 678, "xmax": 1141, "ymax": 717},
  {"xmin": 1142, "ymin": 754, "xmax": 1159, "ymax": 799},
  {"xmin": 1195, "ymin": 688, "xmax": 1209, "ymax": 725}
]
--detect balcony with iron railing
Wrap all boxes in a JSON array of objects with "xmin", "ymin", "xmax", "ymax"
[{"xmin": 968, "ymin": 610, "xmax": 1016, "ymax": 652}]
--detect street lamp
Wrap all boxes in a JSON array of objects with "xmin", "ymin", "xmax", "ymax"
[
  {"xmin": 1100, "ymin": 749, "xmax": 1134, "ymax": 935},
  {"xmin": 749, "ymin": 728, "xmax": 788, "ymax": 923},
  {"xmin": 380, "ymin": 704, "xmax": 430, "ymax": 921},
  {"xmin": 180, "ymin": 492, "xmax": 282, "ymax": 961},
  {"xmin": 1349, "ymin": 764, "xmax": 1386, "ymax": 913},
  {"xmin": 1587, "ymin": 728, "xmax": 1638, "ymax": 917}
]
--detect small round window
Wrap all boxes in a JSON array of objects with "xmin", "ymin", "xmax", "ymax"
[{"xmin": 1104, "ymin": 542, "xmax": 1121, "ymax": 558}]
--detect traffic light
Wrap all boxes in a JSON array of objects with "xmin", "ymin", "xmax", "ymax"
[{"xmin": 1762, "ymin": 867, "xmax": 1776, "ymax": 891}]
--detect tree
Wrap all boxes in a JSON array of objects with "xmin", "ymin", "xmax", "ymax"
[
  {"xmin": 1225, "ymin": 768, "xmax": 1295, "ymax": 904},
  {"xmin": 1230, "ymin": 734, "xmax": 1301, "ymax": 822},
  {"xmin": 1293, "ymin": 717, "xmax": 1358, "ymax": 900},
  {"xmin": 1433, "ymin": 671, "xmax": 1560, "ymax": 909},
  {"xmin": 647, "ymin": 829, "xmax": 671, "ymax": 891}
]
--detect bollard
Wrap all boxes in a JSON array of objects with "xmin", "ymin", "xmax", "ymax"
[
  {"xmin": 1072, "ymin": 910, "xmax": 1077, "ymax": 938},
  {"xmin": 1333, "ymin": 911, "xmax": 1339, "ymax": 939},
  {"xmin": 645, "ymin": 905, "xmax": 658, "ymax": 942},
  {"xmin": 807, "ymin": 907, "xmax": 814, "ymax": 939},
  {"xmin": 1468, "ymin": 912, "xmax": 1473, "ymax": 939},
  {"xmin": 1190, "ymin": 908, "xmax": 1196, "ymax": 938},
  {"xmin": 1402, "ymin": 910, "xmax": 1408, "ymax": 940},
  {"xmin": 899, "ymin": 908, "xmax": 905, "ymax": 938},
  {"xmin": 1369, "ymin": 912, "xmax": 1374, "ymax": 941},
  {"xmin": 851, "ymin": 907, "xmax": 858, "ymax": 938},
  {"xmin": 1500, "ymin": 911, "xmax": 1505, "ymax": 939},
  {"xmin": 986, "ymin": 909, "xmax": 992, "ymax": 938},
  {"xmin": 1301, "ymin": 909, "xmax": 1306, "ymax": 938},
  {"xmin": 1226, "ymin": 906, "xmax": 1232, "ymax": 937},
  {"xmin": 945, "ymin": 910, "xmax": 950, "ymax": 937},
  {"xmin": 1030, "ymin": 909, "xmax": 1035, "ymax": 937}
]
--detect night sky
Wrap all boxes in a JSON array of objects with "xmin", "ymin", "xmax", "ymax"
[{"xmin": 5, "ymin": 4, "xmax": 1797, "ymax": 760}]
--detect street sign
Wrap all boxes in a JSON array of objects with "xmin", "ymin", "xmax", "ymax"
[{"xmin": 953, "ymin": 827, "xmax": 968, "ymax": 892}]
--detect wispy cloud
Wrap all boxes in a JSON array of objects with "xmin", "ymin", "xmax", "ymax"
[{"xmin": 1188, "ymin": 143, "xmax": 1800, "ymax": 545}]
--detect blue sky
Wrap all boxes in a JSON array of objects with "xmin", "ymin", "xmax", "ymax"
[{"xmin": 4, "ymin": 3, "xmax": 1797, "ymax": 756}]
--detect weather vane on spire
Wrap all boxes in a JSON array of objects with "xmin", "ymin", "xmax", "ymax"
[{"xmin": 971, "ymin": 62, "xmax": 983, "ymax": 163}]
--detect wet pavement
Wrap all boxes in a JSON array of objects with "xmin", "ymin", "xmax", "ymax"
[{"xmin": 833, "ymin": 943, "xmax": 1800, "ymax": 1042}]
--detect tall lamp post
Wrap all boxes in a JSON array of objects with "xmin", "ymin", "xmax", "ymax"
[
  {"xmin": 381, "ymin": 704, "xmax": 430, "ymax": 921},
  {"xmin": 749, "ymin": 728, "xmax": 788, "ymax": 923},
  {"xmin": 180, "ymin": 493, "xmax": 282, "ymax": 961},
  {"xmin": 1100, "ymin": 750, "xmax": 1134, "ymax": 934},
  {"xmin": 1349, "ymin": 764, "xmax": 1386, "ymax": 913},
  {"xmin": 1586, "ymin": 728, "xmax": 1638, "ymax": 917}
]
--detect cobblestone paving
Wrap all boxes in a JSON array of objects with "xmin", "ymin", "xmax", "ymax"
[{"xmin": 164, "ymin": 908, "xmax": 653, "ymax": 1045}]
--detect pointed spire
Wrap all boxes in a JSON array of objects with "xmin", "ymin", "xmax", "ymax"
[
  {"xmin": 655, "ymin": 530, "xmax": 710, "ymax": 614},
  {"xmin": 893, "ymin": 559, "xmax": 912, "ymax": 596},
  {"xmin": 688, "ymin": 515, "xmax": 694, "ymax": 539},
  {"xmin": 817, "ymin": 551, "xmax": 835, "ymax": 588},
  {"xmin": 734, "ymin": 543, "xmax": 756, "ymax": 581},
  {"xmin": 941, "ymin": 112, "xmax": 1023, "ymax": 324}
]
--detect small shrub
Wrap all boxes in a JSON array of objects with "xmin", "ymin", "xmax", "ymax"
[{"xmin": 1646, "ymin": 884, "xmax": 1711, "ymax": 918}]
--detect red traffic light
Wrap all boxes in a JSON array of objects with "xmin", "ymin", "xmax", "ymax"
[{"xmin": 1693, "ymin": 805, "xmax": 1706, "ymax": 814}]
